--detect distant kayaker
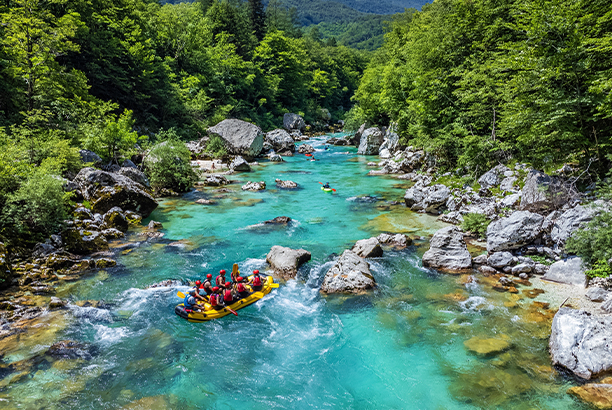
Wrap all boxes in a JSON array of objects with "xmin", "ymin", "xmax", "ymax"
[
  {"xmin": 249, "ymin": 270, "xmax": 263, "ymax": 291},
  {"xmin": 235, "ymin": 277, "xmax": 250, "ymax": 298},
  {"xmin": 209, "ymin": 287, "xmax": 224, "ymax": 310},
  {"xmin": 201, "ymin": 274, "xmax": 214, "ymax": 296},
  {"xmin": 223, "ymin": 282, "xmax": 234, "ymax": 305},
  {"xmin": 323, "ymin": 182, "xmax": 330, "ymax": 189},
  {"xmin": 216, "ymin": 270, "xmax": 227, "ymax": 289}
]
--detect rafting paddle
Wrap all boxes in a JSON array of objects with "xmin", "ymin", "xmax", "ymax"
[{"xmin": 318, "ymin": 181, "xmax": 336, "ymax": 192}]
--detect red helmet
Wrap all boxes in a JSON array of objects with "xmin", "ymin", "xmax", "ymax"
[
  {"xmin": 199, "ymin": 284, "xmax": 204, "ymax": 289},
  {"xmin": 195, "ymin": 280, "xmax": 201, "ymax": 286},
  {"xmin": 213, "ymin": 287, "xmax": 219, "ymax": 292},
  {"xmin": 253, "ymin": 270, "xmax": 259, "ymax": 274},
  {"xmin": 237, "ymin": 276, "xmax": 243, "ymax": 282},
  {"xmin": 225, "ymin": 282, "xmax": 231, "ymax": 288},
  {"xmin": 206, "ymin": 274, "xmax": 212, "ymax": 279},
  {"xmin": 220, "ymin": 270, "xmax": 226, "ymax": 274}
]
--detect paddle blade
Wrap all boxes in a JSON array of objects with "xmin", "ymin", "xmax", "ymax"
[
  {"xmin": 227, "ymin": 308, "xmax": 238, "ymax": 316},
  {"xmin": 252, "ymin": 292, "xmax": 265, "ymax": 298},
  {"xmin": 332, "ymin": 189, "xmax": 337, "ymax": 192},
  {"xmin": 177, "ymin": 291, "xmax": 186, "ymax": 299},
  {"xmin": 318, "ymin": 181, "xmax": 323, "ymax": 184},
  {"xmin": 270, "ymin": 283, "xmax": 279, "ymax": 288},
  {"xmin": 306, "ymin": 154, "xmax": 313, "ymax": 157}
]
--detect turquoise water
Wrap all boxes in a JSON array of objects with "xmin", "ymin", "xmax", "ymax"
[{"xmin": 0, "ymin": 135, "xmax": 586, "ymax": 409}]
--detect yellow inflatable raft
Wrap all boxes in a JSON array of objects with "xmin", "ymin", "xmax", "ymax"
[{"xmin": 175, "ymin": 275, "xmax": 275, "ymax": 322}]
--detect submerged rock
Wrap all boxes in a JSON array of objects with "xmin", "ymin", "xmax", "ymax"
[
  {"xmin": 422, "ymin": 226, "xmax": 472, "ymax": 272},
  {"xmin": 264, "ymin": 216, "xmax": 292, "ymax": 224},
  {"xmin": 320, "ymin": 250, "xmax": 376, "ymax": 294},
  {"xmin": 47, "ymin": 340, "xmax": 93, "ymax": 360},
  {"xmin": 568, "ymin": 379, "xmax": 612, "ymax": 409},
  {"xmin": 550, "ymin": 308, "xmax": 612, "ymax": 380},
  {"xmin": 351, "ymin": 237, "xmax": 383, "ymax": 258},
  {"xmin": 266, "ymin": 245, "xmax": 311, "ymax": 279},
  {"xmin": 464, "ymin": 335, "xmax": 511, "ymax": 356}
]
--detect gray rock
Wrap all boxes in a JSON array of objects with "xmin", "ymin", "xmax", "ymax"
[
  {"xmin": 404, "ymin": 186, "xmax": 427, "ymax": 208},
  {"xmin": 275, "ymin": 179, "xmax": 298, "ymax": 189},
  {"xmin": 351, "ymin": 238, "xmax": 383, "ymax": 258},
  {"xmin": 512, "ymin": 263, "xmax": 532, "ymax": 275},
  {"xmin": 378, "ymin": 148, "xmax": 392, "ymax": 159},
  {"xmin": 79, "ymin": 149, "xmax": 102, "ymax": 164},
  {"xmin": 478, "ymin": 165, "xmax": 510, "ymax": 189},
  {"xmin": 266, "ymin": 129, "xmax": 295, "ymax": 152},
  {"xmin": 74, "ymin": 207, "xmax": 93, "ymax": 220},
  {"xmin": 122, "ymin": 159, "xmax": 138, "ymax": 169},
  {"xmin": 550, "ymin": 307, "xmax": 612, "ymax": 380},
  {"xmin": 586, "ymin": 287, "xmax": 609, "ymax": 302},
  {"xmin": 479, "ymin": 265, "xmax": 499, "ymax": 275},
  {"xmin": 422, "ymin": 226, "xmax": 472, "ymax": 272},
  {"xmin": 357, "ymin": 127, "xmax": 384, "ymax": 155},
  {"xmin": 230, "ymin": 156, "xmax": 251, "ymax": 172},
  {"xmin": 49, "ymin": 297, "xmax": 66, "ymax": 309},
  {"xmin": 283, "ymin": 113, "xmax": 306, "ymax": 132},
  {"xmin": 472, "ymin": 254, "xmax": 489, "ymax": 265},
  {"xmin": 487, "ymin": 251, "xmax": 515, "ymax": 268},
  {"xmin": 101, "ymin": 228, "xmax": 124, "ymax": 239},
  {"xmin": 602, "ymin": 296, "xmax": 612, "ymax": 313},
  {"xmin": 297, "ymin": 144, "xmax": 315, "ymax": 154},
  {"xmin": 241, "ymin": 181, "xmax": 266, "ymax": 191},
  {"xmin": 32, "ymin": 243, "xmax": 57, "ymax": 258},
  {"xmin": 203, "ymin": 175, "xmax": 229, "ymax": 186},
  {"xmin": 551, "ymin": 204, "xmax": 601, "ymax": 245},
  {"xmin": 320, "ymin": 250, "xmax": 376, "ymax": 294},
  {"xmin": 500, "ymin": 176, "xmax": 518, "ymax": 192},
  {"xmin": 266, "ymin": 246, "xmax": 311, "ymax": 279},
  {"xmin": 486, "ymin": 211, "xmax": 544, "ymax": 252},
  {"xmin": 418, "ymin": 185, "xmax": 451, "ymax": 213},
  {"xmin": 521, "ymin": 169, "xmax": 575, "ymax": 212},
  {"xmin": 534, "ymin": 263, "xmax": 549, "ymax": 275},
  {"xmin": 269, "ymin": 154, "xmax": 283, "ymax": 162},
  {"xmin": 208, "ymin": 119, "xmax": 264, "ymax": 160},
  {"xmin": 148, "ymin": 221, "xmax": 163, "ymax": 230},
  {"xmin": 62, "ymin": 229, "xmax": 109, "ymax": 255},
  {"xmin": 264, "ymin": 216, "xmax": 291, "ymax": 224},
  {"xmin": 74, "ymin": 167, "xmax": 158, "ymax": 217},
  {"xmin": 542, "ymin": 257, "xmax": 587, "ymax": 287},
  {"xmin": 500, "ymin": 193, "xmax": 521, "ymax": 208},
  {"xmin": 117, "ymin": 167, "xmax": 150, "ymax": 187},
  {"xmin": 377, "ymin": 233, "xmax": 412, "ymax": 248}
]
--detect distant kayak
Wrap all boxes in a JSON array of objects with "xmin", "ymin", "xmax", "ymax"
[{"xmin": 321, "ymin": 187, "xmax": 333, "ymax": 193}]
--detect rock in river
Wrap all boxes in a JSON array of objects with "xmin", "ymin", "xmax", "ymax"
[
  {"xmin": 275, "ymin": 179, "xmax": 298, "ymax": 189},
  {"xmin": 266, "ymin": 129, "xmax": 295, "ymax": 152},
  {"xmin": 422, "ymin": 226, "xmax": 472, "ymax": 272},
  {"xmin": 351, "ymin": 237, "xmax": 383, "ymax": 258},
  {"xmin": 242, "ymin": 181, "xmax": 266, "ymax": 191},
  {"xmin": 464, "ymin": 335, "xmax": 511, "ymax": 356},
  {"xmin": 230, "ymin": 156, "xmax": 251, "ymax": 172},
  {"xmin": 297, "ymin": 144, "xmax": 315, "ymax": 154},
  {"xmin": 320, "ymin": 250, "xmax": 376, "ymax": 294},
  {"xmin": 550, "ymin": 307, "xmax": 612, "ymax": 380},
  {"xmin": 266, "ymin": 245, "xmax": 311, "ymax": 279},
  {"xmin": 542, "ymin": 257, "xmax": 587, "ymax": 287},
  {"xmin": 568, "ymin": 378, "xmax": 612, "ymax": 409},
  {"xmin": 208, "ymin": 119, "xmax": 264, "ymax": 160}
]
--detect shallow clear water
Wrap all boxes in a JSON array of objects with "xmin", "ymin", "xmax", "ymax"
[{"xmin": 0, "ymin": 135, "xmax": 586, "ymax": 409}]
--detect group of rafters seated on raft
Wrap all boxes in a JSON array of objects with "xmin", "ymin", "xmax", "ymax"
[{"xmin": 183, "ymin": 269, "xmax": 264, "ymax": 312}]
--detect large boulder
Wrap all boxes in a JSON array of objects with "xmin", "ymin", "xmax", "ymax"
[
  {"xmin": 208, "ymin": 119, "xmax": 264, "ymax": 160},
  {"xmin": 487, "ymin": 252, "xmax": 515, "ymax": 269},
  {"xmin": 117, "ymin": 167, "xmax": 149, "ymax": 187},
  {"xmin": 74, "ymin": 168, "xmax": 158, "ymax": 217},
  {"xmin": 379, "ymin": 127, "xmax": 400, "ymax": 153},
  {"xmin": 320, "ymin": 250, "xmax": 376, "ymax": 294},
  {"xmin": 275, "ymin": 179, "xmax": 298, "ymax": 189},
  {"xmin": 265, "ymin": 129, "xmax": 295, "ymax": 152},
  {"xmin": 283, "ymin": 113, "xmax": 306, "ymax": 132},
  {"xmin": 422, "ymin": 226, "xmax": 472, "ymax": 272},
  {"xmin": 62, "ymin": 228, "xmax": 109, "ymax": 255},
  {"xmin": 230, "ymin": 156, "xmax": 251, "ymax": 172},
  {"xmin": 357, "ymin": 127, "xmax": 384, "ymax": 155},
  {"xmin": 551, "ymin": 203, "xmax": 601, "ymax": 245},
  {"xmin": 203, "ymin": 175, "xmax": 229, "ymax": 186},
  {"xmin": 542, "ymin": 257, "xmax": 587, "ymax": 287},
  {"xmin": 486, "ymin": 211, "xmax": 544, "ymax": 252},
  {"xmin": 550, "ymin": 308, "xmax": 612, "ymax": 380},
  {"xmin": 351, "ymin": 238, "xmax": 383, "ymax": 258},
  {"xmin": 478, "ymin": 165, "xmax": 510, "ymax": 190},
  {"xmin": 0, "ymin": 242, "xmax": 11, "ymax": 289},
  {"xmin": 377, "ymin": 233, "xmax": 412, "ymax": 248},
  {"xmin": 521, "ymin": 169, "xmax": 576, "ymax": 212},
  {"xmin": 266, "ymin": 246, "xmax": 311, "ymax": 279},
  {"xmin": 404, "ymin": 184, "xmax": 450, "ymax": 214}
]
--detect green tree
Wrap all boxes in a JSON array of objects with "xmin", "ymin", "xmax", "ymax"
[
  {"xmin": 247, "ymin": 0, "xmax": 266, "ymax": 41},
  {"xmin": 82, "ymin": 110, "xmax": 141, "ymax": 164}
]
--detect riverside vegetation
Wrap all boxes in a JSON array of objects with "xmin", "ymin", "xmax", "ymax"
[{"xmin": 1, "ymin": 0, "xmax": 612, "ymax": 408}]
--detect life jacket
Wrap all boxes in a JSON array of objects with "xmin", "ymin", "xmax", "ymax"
[
  {"xmin": 209, "ymin": 293, "xmax": 219, "ymax": 306},
  {"xmin": 184, "ymin": 294, "xmax": 195, "ymax": 309},
  {"xmin": 237, "ymin": 283, "xmax": 246, "ymax": 293},
  {"xmin": 252, "ymin": 275, "xmax": 262, "ymax": 287},
  {"xmin": 224, "ymin": 289, "xmax": 233, "ymax": 302},
  {"xmin": 216, "ymin": 275, "xmax": 225, "ymax": 286}
]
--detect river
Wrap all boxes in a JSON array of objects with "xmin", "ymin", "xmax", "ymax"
[{"xmin": 0, "ymin": 134, "xmax": 586, "ymax": 409}]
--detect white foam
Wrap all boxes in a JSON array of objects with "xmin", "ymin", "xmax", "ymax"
[
  {"xmin": 94, "ymin": 324, "xmax": 130, "ymax": 347},
  {"xmin": 459, "ymin": 296, "xmax": 493, "ymax": 312},
  {"xmin": 69, "ymin": 304, "xmax": 113, "ymax": 323}
]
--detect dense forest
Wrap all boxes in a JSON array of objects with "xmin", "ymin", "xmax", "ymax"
[
  {"xmin": 0, "ymin": 0, "xmax": 369, "ymax": 246},
  {"xmin": 349, "ymin": 0, "xmax": 612, "ymax": 177}
]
